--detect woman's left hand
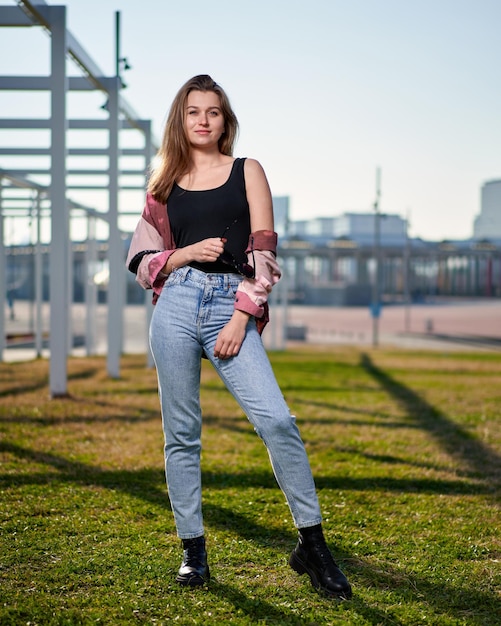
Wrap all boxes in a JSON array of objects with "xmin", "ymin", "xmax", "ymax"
[{"xmin": 214, "ymin": 311, "xmax": 250, "ymax": 359}]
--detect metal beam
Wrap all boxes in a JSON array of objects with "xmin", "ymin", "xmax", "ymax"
[
  {"xmin": 0, "ymin": 118, "xmax": 153, "ymax": 130},
  {"xmin": 0, "ymin": 6, "xmax": 33, "ymax": 25},
  {"xmin": 15, "ymin": 1, "xmax": 147, "ymax": 133},
  {"xmin": 0, "ymin": 119, "xmax": 51, "ymax": 128},
  {"xmin": 0, "ymin": 148, "xmax": 147, "ymax": 155},
  {"xmin": 4, "ymin": 169, "xmax": 144, "ymax": 176}
]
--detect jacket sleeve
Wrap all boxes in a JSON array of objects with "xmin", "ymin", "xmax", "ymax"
[
  {"xmin": 234, "ymin": 230, "xmax": 281, "ymax": 323},
  {"xmin": 125, "ymin": 193, "xmax": 176, "ymax": 295}
]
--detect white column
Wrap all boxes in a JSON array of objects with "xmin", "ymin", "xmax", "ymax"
[
  {"xmin": 48, "ymin": 5, "xmax": 69, "ymax": 396},
  {"xmin": 34, "ymin": 191, "xmax": 43, "ymax": 357},
  {"xmin": 0, "ymin": 177, "xmax": 5, "ymax": 359},
  {"xmin": 106, "ymin": 79, "xmax": 123, "ymax": 378},
  {"xmin": 143, "ymin": 120, "xmax": 155, "ymax": 368},
  {"xmin": 85, "ymin": 215, "xmax": 98, "ymax": 356}
]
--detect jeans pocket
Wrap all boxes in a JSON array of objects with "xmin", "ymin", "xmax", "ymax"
[{"xmin": 166, "ymin": 266, "xmax": 189, "ymax": 287}]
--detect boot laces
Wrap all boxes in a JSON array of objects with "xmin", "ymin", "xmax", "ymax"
[
  {"xmin": 183, "ymin": 539, "xmax": 204, "ymax": 565},
  {"xmin": 309, "ymin": 534, "xmax": 338, "ymax": 568}
]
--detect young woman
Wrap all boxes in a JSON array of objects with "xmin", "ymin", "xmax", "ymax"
[{"xmin": 126, "ymin": 75, "xmax": 352, "ymax": 599}]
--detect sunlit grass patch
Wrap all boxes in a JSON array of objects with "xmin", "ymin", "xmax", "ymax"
[{"xmin": 1, "ymin": 347, "xmax": 500, "ymax": 625}]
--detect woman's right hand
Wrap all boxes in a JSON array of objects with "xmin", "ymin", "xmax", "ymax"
[
  {"xmin": 187, "ymin": 237, "xmax": 225, "ymax": 263},
  {"xmin": 163, "ymin": 237, "xmax": 225, "ymax": 274}
]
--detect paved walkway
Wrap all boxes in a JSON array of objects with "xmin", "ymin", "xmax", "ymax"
[
  {"xmin": 283, "ymin": 299, "xmax": 501, "ymax": 351},
  {"xmin": 3, "ymin": 298, "xmax": 501, "ymax": 362}
]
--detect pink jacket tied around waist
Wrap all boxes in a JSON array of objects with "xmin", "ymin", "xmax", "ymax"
[{"xmin": 126, "ymin": 193, "xmax": 281, "ymax": 333}]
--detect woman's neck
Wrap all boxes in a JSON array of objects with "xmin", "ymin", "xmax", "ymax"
[
  {"xmin": 178, "ymin": 150, "xmax": 234, "ymax": 190},
  {"xmin": 189, "ymin": 148, "xmax": 225, "ymax": 172}
]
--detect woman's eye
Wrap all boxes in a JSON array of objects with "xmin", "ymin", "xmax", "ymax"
[{"xmin": 209, "ymin": 110, "xmax": 219, "ymax": 116}]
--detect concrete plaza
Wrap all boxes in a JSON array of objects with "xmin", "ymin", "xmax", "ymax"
[{"xmin": 3, "ymin": 297, "xmax": 501, "ymax": 363}]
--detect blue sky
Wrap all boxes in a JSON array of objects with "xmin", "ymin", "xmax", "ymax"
[{"xmin": 1, "ymin": 0, "xmax": 500, "ymax": 241}]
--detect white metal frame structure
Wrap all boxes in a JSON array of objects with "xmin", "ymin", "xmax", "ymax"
[
  {"xmin": 0, "ymin": 0, "xmax": 155, "ymax": 396},
  {"xmin": 0, "ymin": 169, "xmax": 110, "ymax": 358}
]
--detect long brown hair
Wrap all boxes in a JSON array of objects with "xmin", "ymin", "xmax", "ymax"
[{"xmin": 148, "ymin": 75, "xmax": 239, "ymax": 203}]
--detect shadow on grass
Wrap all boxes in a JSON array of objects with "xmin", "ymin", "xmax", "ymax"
[
  {"xmin": 206, "ymin": 569, "xmax": 499, "ymax": 626},
  {"xmin": 206, "ymin": 580, "xmax": 343, "ymax": 625},
  {"xmin": 0, "ymin": 440, "xmax": 169, "ymax": 509},
  {"xmin": 360, "ymin": 353, "xmax": 501, "ymax": 486},
  {"xmin": 0, "ymin": 409, "xmax": 160, "ymax": 426},
  {"xmin": 334, "ymin": 446, "xmax": 479, "ymax": 477},
  {"xmin": 206, "ymin": 468, "xmax": 492, "ymax": 495},
  {"xmin": 2, "ymin": 440, "xmax": 500, "ymax": 624},
  {"xmin": 202, "ymin": 504, "xmax": 500, "ymax": 626},
  {"xmin": 0, "ymin": 395, "xmax": 160, "ymax": 425},
  {"xmin": 0, "ymin": 366, "xmax": 102, "ymax": 399},
  {"xmin": 1, "ymin": 438, "xmax": 494, "ymax": 503},
  {"xmin": 0, "ymin": 372, "xmax": 49, "ymax": 399},
  {"xmin": 409, "ymin": 332, "xmax": 501, "ymax": 351},
  {"xmin": 286, "ymin": 397, "xmax": 391, "ymax": 420},
  {"xmin": 205, "ymin": 503, "xmax": 500, "ymax": 625},
  {"xmin": 346, "ymin": 556, "xmax": 501, "ymax": 626},
  {"xmin": 67, "ymin": 366, "xmax": 103, "ymax": 381}
]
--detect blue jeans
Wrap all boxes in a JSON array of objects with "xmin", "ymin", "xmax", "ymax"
[{"xmin": 149, "ymin": 266, "xmax": 322, "ymax": 539}]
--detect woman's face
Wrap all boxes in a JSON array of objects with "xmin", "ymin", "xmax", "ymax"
[{"xmin": 184, "ymin": 90, "xmax": 225, "ymax": 149}]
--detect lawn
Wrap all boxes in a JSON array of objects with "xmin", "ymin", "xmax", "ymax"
[{"xmin": 1, "ymin": 346, "xmax": 500, "ymax": 625}]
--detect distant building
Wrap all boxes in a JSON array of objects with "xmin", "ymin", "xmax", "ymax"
[
  {"xmin": 272, "ymin": 196, "xmax": 290, "ymax": 238},
  {"xmin": 289, "ymin": 211, "xmax": 407, "ymax": 246},
  {"xmin": 334, "ymin": 212, "xmax": 407, "ymax": 246},
  {"xmin": 473, "ymin": 180, "xmax": 501, "ymax": 240}
]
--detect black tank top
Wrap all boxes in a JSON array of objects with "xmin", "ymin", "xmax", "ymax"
[{"xmin": 167, "ymin": 158, "xmax": 251, "ymax": 273}]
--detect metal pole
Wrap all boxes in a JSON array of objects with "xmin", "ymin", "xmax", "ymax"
[
  {"xmin": 48, "ymin": 5, "xmax": 69, "ymax": 396},
  {"xmin": 67, "ymin": 214, "xmax": 74, "ymax": 356},
  {"xmin": 0, "ymin": 177, "xmax": 5, "ymax": 359},
  {"xmin": 142, "ymin": 120, "xmax": 156, "ymax": 368},
  {"xmin": 371, "ymin": 167, "xmax": 381, "ymax": 347},
  {"xmin": 404, "ymin": 212, "xmax": 411, "ymax": 334},
  {"xmin": 281, "ymin": 259, "xmax": 288, "ymax": 350},
  {"xmin": 115, "ymin": 11, "xmax": 121, "ymax": 78},
  {"xmin": 28, "ymin": 200, "xmax": 34, "ymax": 336},
  {"xmin": 106, "ymin": 14, "xmax": 123, "ymax": 377},
  {"xmin": 34, "ymin": 191, "xmax": 43, "ymax": 357},
  {"xmin": 146, "ymin": 295, "xmax": 154, "ymax": 368},
  {"xmin": 85, "ymin": 214, "xmax": 97, "ymax": 356},
  {"xmin": 106, "ymin": 79, "xmax": 122, "ymax": 378}
]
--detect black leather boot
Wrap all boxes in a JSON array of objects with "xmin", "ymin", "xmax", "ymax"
[
  {"xmin": 289, "ymin": 526, "xmax": 352, "ymax": 599},
  {"xmin": 175, "ymin": 536, "xmax": 210, "ymax": 587}
]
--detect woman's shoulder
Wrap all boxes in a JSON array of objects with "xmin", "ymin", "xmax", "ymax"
[
  {"xmin": 242, "ymin": 157, "xmax": 268, "ymax": 182},
  {"xmin": 241, "ymin": 157, "xmax": 266, "ymax": 171}
]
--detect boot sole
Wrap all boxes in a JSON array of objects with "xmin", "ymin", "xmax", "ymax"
[
  {"xmin": 176, "ymin": 575, "xmax": 208, "ymax": 587},
  {"xmin": 176, "ymin": 566, "xmax": 210, "ymax": 587}
]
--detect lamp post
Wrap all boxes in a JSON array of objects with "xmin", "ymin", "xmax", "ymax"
[{"xmin": 115, "ymin": 11, "xmax": 131, "ymax": 87}]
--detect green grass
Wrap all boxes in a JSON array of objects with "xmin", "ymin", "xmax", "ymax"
[{"xmin": 1, "ymin": 346, "xmax": 500, "ymax": 625}]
